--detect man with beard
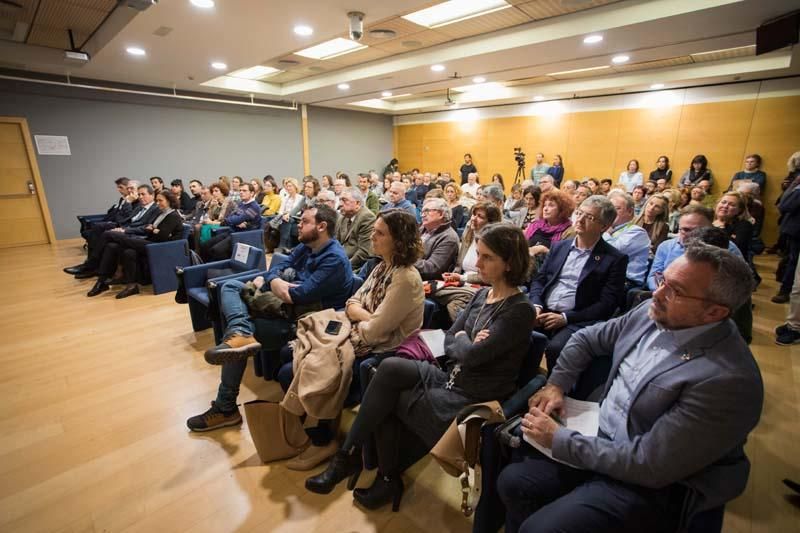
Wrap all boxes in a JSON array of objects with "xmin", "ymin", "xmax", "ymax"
[{"xmin": 187, "ymin": 204, "xmax": 353, "ymax": 432}]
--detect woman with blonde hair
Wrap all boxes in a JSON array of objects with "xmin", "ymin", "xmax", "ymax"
[
  {"xmin": 660, "ymin": 188, "xmax": 682, "ymax": 234},
  {"xmin": 443, "ymin": 182, "xmax": 466, "ymax": 230},
  {"xmin": 633, "ymin": 193, "xmax": 670, "ymax": 255},
  {"xmin": 713, "ymin": 191, "xmax": 753, "ymax": 258}
]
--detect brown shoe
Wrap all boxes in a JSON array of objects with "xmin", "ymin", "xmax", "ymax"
[
  {"xmin": 204, "ymin": 334, "xmax": 262, "ymax": 365},
  {"xmin": 186, "ymin": 401, "xmax": 242, "ymax": 432},
  {"xmin": 772, "ymin": 292, "xmax": 790, "ymax": 304},
  {"xmin": 286, "ymin": 440, "xmax": 338, "ymax": 471}
]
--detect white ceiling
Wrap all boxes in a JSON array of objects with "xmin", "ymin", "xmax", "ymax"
[{"xmin": 0, "ymin": 0, "xmax": 798, "ymax": 114}]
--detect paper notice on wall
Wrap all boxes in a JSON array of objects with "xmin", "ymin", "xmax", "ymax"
[{"xmin": 34, "ymin": 135, "xmax": 71, "ymax": 155}]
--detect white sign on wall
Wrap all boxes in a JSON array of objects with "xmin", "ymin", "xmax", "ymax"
[{"xmin": 34, "ymin": 135, "xmax": 71, "ymax": 156}]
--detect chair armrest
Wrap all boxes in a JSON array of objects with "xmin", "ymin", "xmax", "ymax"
[
  {"xmin": 211, "ymin": 226, "xmax": 232, "ymax": 237},
  {"xmin": 145, "ymin": 239, "xmax": 192, "ymax": 294},
  {"xmin": 206, "ymin": 268, "xmax": 267, "ymax": 289},
  {"xmin": 181, "ymin": 259, "xmax": 235, "ymax": 289},
  {"xmin": 501, "ymin": 374, "xmax": 547, "ymax": 418}
]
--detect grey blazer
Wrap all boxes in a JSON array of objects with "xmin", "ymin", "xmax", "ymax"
[
  {"xmin": 414, "ymin": 224, "xmax": 459, "ymax": 280},
  {"xmin": 548, "ymin": 302, "xmax": 763, "ymax": 525},
  {"xmin": 335, "ymin": 207, "xmax": 376, "ymax": 270}
]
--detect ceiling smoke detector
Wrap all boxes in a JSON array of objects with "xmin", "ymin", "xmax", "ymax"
[{"xmin": 368, "ymin": 29, "xmax": 397, "ymax": 39}]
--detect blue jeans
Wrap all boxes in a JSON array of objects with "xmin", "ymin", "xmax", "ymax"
[{"xmin": 214, "ymin": 280, "xmax": 256, "ymax": 412}]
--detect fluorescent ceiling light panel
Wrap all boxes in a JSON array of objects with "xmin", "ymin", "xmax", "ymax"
[
  {"xmin": 402, "ymin": 0, "xmax": 511, "ymax": 28},
  {"xmin": 350, "ymin": 99, "xmax": 388, "ymax": 109},
  {"xmin": 547, "ymin": 65, "xmax": 609, "ymax": 76},
  {"xmin": 381, "ymin": 91, "xmax": 393, "ymax": 97},
  {"xmin": 338, "ymin": 83, "xmax": 350, "ymax": 90},
  {"xmin": 126, "ymin": 46, "xmax": 146, "ymax": 56},
  {"xmin": 583, "ymin": 34, "xmax": 603, "ymax": 44},
  {"xmin": 650, "ymin": 83, "xmax": 665, "ymax": 89},
  {"xmin": 383, "ymin": 93, "xmax": 411, "ymax": 99},
  {"xmin": 472, "ymin": 76, "xmax": 486, "ymax": 83},
  {"xmin": 294, "ymin": 25, "xmax": 313, "ymax": 36},
  {"xmin": 691, "ymin": 44, "xmax": 755, "ymax": 58},
  {"xmin": 228, "ymin": 65, "xmax": 281, "ymax": 79},
  {"xmin": 295, "ymin": 38, "xmax": 367, "ymax": 60},
  {"xmin": 611, "ymin": 55, "xmax": 630, "ymax": 64},
  {"xmin": 190, "ymin": 0, "xmax": 215, "ymax": 8},
  {"xmin": 211, "ymin": 62, "xmax": 227, "ymax": 70}
]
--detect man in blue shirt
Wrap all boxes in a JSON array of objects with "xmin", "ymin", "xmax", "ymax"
[
  {"xmin": 381, "ymin": 181, "xmax": 417, "ymax": 217},
  {"xmin": 199, "ymin": 182, "xmax": 262, "ymax": 261},
  {"xmin": 604, "ymin": 191, "xmax": 651, "ymax": 288},
  {"xmin": 187, "ymin": 204, "xmax": 354, "ymax": 432}
]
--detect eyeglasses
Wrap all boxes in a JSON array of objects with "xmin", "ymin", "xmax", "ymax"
[
  {"xmin": 653, "ymin": 272, "xmax": 719, "ymax": 305},
  {"xmin": 421, "ymin": 208, "xmax": 441, "ymax": 215},
  {"xmin": 574, "ymin": 209, "xmax": 599, "ymax": 223}
]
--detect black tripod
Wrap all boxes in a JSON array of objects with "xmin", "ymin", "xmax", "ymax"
[{"xmin": 514, "ymin": 162, "xmax": 526, "ymax": 185}]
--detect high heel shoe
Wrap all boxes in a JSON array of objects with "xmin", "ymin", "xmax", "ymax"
[
  {"xmin": 353, "ymin": 473, "xmax": 404, "ymax": 512},
  {"xmin": 304, "ymin": 448, "xmax": 362, "ymax": 495}
]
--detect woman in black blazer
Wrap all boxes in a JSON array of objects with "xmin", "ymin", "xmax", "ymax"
[{"xmin": 87, "ymin": 190, "xmax": 184, "ymax": 299}]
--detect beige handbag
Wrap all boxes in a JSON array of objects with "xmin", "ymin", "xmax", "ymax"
[{"xmin": 243, "ymin": 400, "xmax": 311, "ymax": 463}]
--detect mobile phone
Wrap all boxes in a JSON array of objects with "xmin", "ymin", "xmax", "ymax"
[{"xmin": 325, "ymin": 320, "xmax": 343, "ymax": 335}]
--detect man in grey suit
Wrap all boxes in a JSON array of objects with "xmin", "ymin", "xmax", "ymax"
[
  {"xmin": 415, "ymin": 197, "xmax": 459, "ymax": 280},
  {"xmin": 498, "ymin": 243, "xmax": 763, "ymax": 533},
  {"xmin": 335, "ymin": 187, "xmax": 375, "ymax": 270}
]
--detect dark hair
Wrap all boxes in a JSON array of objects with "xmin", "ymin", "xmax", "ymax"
[
  {"xmin": 600, "ymin": 178, "xmax": 613, "ymax": 186},
  {"xmin": 263, "ymin": 176, "xmax": 277, "ymax": 190},
  {"xmin": 337, "ymin": 173, "xmax": 351, "ymax": 186},
  {"xmin": 138, "ymin": 184, "xmax": 154, "ymax": 195},
  {"xmin": 231, "ymin": 176, "xmax": 243, "ymax": 185},
  {"xmin": 308, "ymin": 204, "xmax": 338, "ymax": 236},
  {"xmin": 190, "ymin": 179, "xmax": 203, "ymax": 187},
  {"xmin": 627, "ymin": 159, "xmax": 640, "ymax": 172},
  {"xmin": 491, "ymin": 173, "xmax": 505, "ymax": 188},
  {"xmin": 523, "ymin": 185, "xmax": 542, "ymax": 207},
  {"xmin": 241, "ymin": 182, "xmax": 256, "ymax": 193},
  {"xmin": 304, "ymin": 177, "xmax": 320, "ymax": 196},
  {"xmin": 691, "ymin": 154, "xmax": 708, "ymax": 173},
  {"xmin": 115, "ymin": 177, "xmax": 130, "ymax": 186},
  {"xmin": 684, "ymin": 226, "xmax": 730, "ymax": 249},
  {"xmin": 390, "ymin": 158, "xmax": 398, "ymax": 165},
  {"xmin": 657, "ymin": 155, "xmax": 670, "ymax": 169},
  {"xmin": 746, "ymin": 154, "xmax": 762, "ymax": 167},
  {"xmin": 679, "ymin": 203, "xmax": 714, "ymax": 223},
  {"xmin": 464, "ymin": 153, "xmax": 472, "ymax": 158},
  {"xmin": 170, "ymin": 179, "xmax": 184, "ymax": 189},
  {"xmin": 476, "ymin": 223, "xmax": 531, "ymax": 286},
  {"xmin": 377, "ymin": 209, "xmax": 423, "ymax": 267},
  {"xmin": 586, "ymin": 178, "xmax": 599, "ymax": 186},
  {"xmin": 150, "ymin": 176, "xmax": 163, "ymax": 185},
  {"xmin": 157, "ymin": 190, "xmax": 180, "ymax": 209},
  {"xmin": 211, "ymin": 180, "xmax": 230, "ymax": 196}
]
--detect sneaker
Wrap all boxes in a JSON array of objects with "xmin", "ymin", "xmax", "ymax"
[
  {"xmin": 286, "ymin": 441, "xmax": 337, "ymax": 471},
  {"xmin": 186, "ymin": 401, "xmax": 242, "ymax": 432},
  {"xmin": 204, "ymin": 334, "xmax": 262, "ymax": 365},
  {"xmin": 771, "ymin": 292, "xmax": 790, "ymax": 304},
  {"xmin": 775, "ymin": 328, "xmax": 800, "ymax": 346},
  {"xmin": 775, "ymin": 323, "xmax": 791, "ymax": 336}
]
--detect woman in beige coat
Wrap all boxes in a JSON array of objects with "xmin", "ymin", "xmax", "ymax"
[{"xmin": 277, "ymin": 209, "xmax": 425, "ymax": 471}]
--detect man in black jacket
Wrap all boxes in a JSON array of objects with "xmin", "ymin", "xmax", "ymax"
[
  {"xmin": 529, "ymin": 195, "xmax": 628, "ymax": 371},
  {"xmin": 171, "ymin": 179, "xmax": 196, "ymax": 215}
]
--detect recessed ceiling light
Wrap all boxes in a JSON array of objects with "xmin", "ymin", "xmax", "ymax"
[
  {"xmin": 472, "ymin": 76, "xmax": 486, "ymax": 83},
  {"xmin": 126, "ymin": 46, "xmax": 146, "ymax": 56},
  {"xmin": 650, "ymin": 83, "xmax": 665, "ymax": 90},
  {"xmin": 403, "ymin": 0, "xmax": 511, "ymax": 29},
  {"xmin": 190, "ymin": 0, "xmax": 215, "ymax": 8},
  {"xmin": 211, "ymin": 61, "xmax": 227, "ymax": 70},
  {"xmin": 338, "ymin": 83, "xmax": 350, "ymax": 90},
  {"xmin": 533, "ymin": 96, "xmax": 544, "ymax": 101},
  {"xmin": 294, "ymin": 25, "xmax": 313, "ymax": 36},
  {"xmin": 583, "ymin": 34, "xmax": 603, "ymax": 44},
  {"xmin": 381, "ymin": 91, "xmax": 393, "ymax": 97},
  {"xmin": 229, "ymin": 65, "xmax": 281, "ymax": 79},
  {"xmin": 296, "ymin": 38, "xmax": 367, "ymax": 60},
  {"xmin": 611, "ymin": 55, "xmax": 630, "ymax": 64},
  {"xmin": 431, "ymin": 64, "xmax": 446, "ymax": 72}
]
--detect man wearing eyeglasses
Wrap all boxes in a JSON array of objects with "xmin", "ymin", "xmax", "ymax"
[
  {"xmin": 415, "ymin": 198, "xmax": 459, "ymax": 280},
  {"xmin": 528, "ymin": 195, "xmax": 628, "ymax": 373},
  {"xmin": 499, "ymin": 243, "xmax": 763, "ymax": 533}
]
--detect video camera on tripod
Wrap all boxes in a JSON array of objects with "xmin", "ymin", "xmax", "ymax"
[{"xmin": 513, "ymin": 147, "xmax": 526, "ymax": 184}]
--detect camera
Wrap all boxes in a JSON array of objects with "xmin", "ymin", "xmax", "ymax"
[
  {"xmin": 514, "ymin": 147, "xmax": 526, "ymax": 167},
  {"xmin": 348, "ymin": 11, "xmax": 365, "ymax": 41}
]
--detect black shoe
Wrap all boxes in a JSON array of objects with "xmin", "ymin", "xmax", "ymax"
[
  {"xmin": 304, "ymin": 448, "xmax": 362, "ymax": 495},
  {"xmin": 75, "ymin": 270, "xmax": 98, "ymax": 280},
  {"xmin": 186, "ymin": 401, "xmax": 242, "ymax": 432},
  {"xmin": 115, "ymin": 284, "xmax": 140, "ymax": 299},
  {"xmin": 353, "ymin": 473, "xmax": 404, "ymax": 512},
  {"xmin": 775, "ymin": 323, "xmax": 791, "ymax": 336},
  {"xmin": 87, "ymin": 279, "xmax": 109, "ymax": 297},
  {"xmin": 63, "ymin": 263, "xmax": 86, "ymax": 275},
  {"xmin": 775, "ymin": 328, "xmax": 800, "ymax": 346},
  {"xmin": 771, "ymin": 292, "xmax": 790, "ymax": 304},
  {"xmin": 108, "ymin": 277, "xmax": 126, "ymax": 285},
  {"xmin": 784, "ymin": 479, "xmax": 800, "ymax": 494}
]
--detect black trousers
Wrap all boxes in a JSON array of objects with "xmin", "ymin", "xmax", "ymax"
[
  {"xmin": 539, "ymin": 324, "xmax": 582, "ymax": 374},
  {"xmin": 342, "ymin": 357, "xmax": 429, "ymax": 475},
  {"xmin": 86, "ymin": 226, "xmax": 120, "ymax": 269},
  {"xmin": 98, "ymin": 233, "xmax": 149, "ymax": 282},
  {"xmin": 199, "ymin": 233, "xmax": 232, "ymax": 262}
]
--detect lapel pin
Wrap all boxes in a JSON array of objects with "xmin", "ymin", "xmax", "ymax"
[
  {"xmin": 681, "ymin": 352, "xmax": 692, "ymax": 361},
  {"xmin": 594, "ymin": 255, "xmax": 600, "ymax": 261}
]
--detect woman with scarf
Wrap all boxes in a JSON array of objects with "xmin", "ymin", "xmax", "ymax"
[
  {"xmin": 679, "ymin": 154, "xmax": 714, "ymax": 188},
  {"xmin": 274, "ymin": 209, "xmax": 425, "ymax": 472},
  {"xmin": 524, "ymin": 189, "xmax": 575, "ymax": 272},
  {"xmin": 88, "ymin": 190, "xmax": 184, "ymax": 299}
]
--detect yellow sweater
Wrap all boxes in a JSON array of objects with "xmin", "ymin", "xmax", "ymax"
[{"xmin": 261, "ymin": 192, "xmax": 282, "ymax": 216}]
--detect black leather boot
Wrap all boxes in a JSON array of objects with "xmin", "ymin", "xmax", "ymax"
[
  {"xmin": 353, "ymin": 473, "xmax": 404, "ymax": 512},
  {"xmin": 304, "ymin": 448, "xmax": 362, "ymax": 495}
]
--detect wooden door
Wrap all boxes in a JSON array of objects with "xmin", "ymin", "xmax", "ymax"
[{"xmin": 0, "ymin": 118, "xmax": 55, "ymax": 248}]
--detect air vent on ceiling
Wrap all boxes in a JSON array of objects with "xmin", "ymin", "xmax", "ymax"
[
  {"xmin": 369, "ymin": 29, "xmax": 397, "ymax": 39},
  {"xmin": 278, "ymin": 59, "xmax": 300, "ymax": 65},
  {"xmin": 153, "ymin": 26, "xmax": 173, "ymax": 37}
]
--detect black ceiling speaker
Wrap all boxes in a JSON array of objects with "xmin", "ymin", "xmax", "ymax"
[{"xmin": 756, "ymin": 11, "xmax": 800, "ymax": 55}]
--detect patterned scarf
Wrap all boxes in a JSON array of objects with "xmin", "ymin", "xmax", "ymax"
[
  {"xmin": 349, "ymin": 261, "xmax": 396, "ymax": 356},
  {"xmin": 523, "ymin": 217, "xmax": 572, "ymax": 242}
]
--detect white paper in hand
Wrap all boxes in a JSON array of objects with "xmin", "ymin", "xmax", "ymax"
[
  {"xmin": 418, "ymin": 329, "xmax": 446, "ymax": 358},
  {"xmin": 522, "ymin": 398, "xmax": 600, "ymax": 469},
  {"xmin": 234, "ymin": 243, "xmax": 251, "ymax": 264}
]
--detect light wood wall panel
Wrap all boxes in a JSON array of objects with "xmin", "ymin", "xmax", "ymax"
[{"xmin": 394, "ymin": 95, "xmax": 800, "ymax": 243}]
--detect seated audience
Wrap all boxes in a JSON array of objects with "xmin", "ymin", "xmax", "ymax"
[
  {"xmin": 88, "ymin": 190, "xmax": 184, "ymax": 298},
  {"xmin": 599, "ymin": 178, "xmax": 613, "ymax": 195},
  {"xmin": 462, "ymin": 172, "xmax": 480, "ymax": 199},
  {"xmin": 648, "ymin": 155, "xmax": 672, "ymax": 184},
  {"xmin": 250, "ymin": 179, "xmax": 264, "ymax": 204},
  {"xmin": 654, "ymin": 178, "xmax": 667, "ymax": 192},
  {"xmin": 335, "ymin": 187, "xmax": 376, "ymax": 271},
  {"xmin": 228, "ymin": 176, "xmax": 243, "ymax": 205},
  {"xmin": 73, "ymin": 176, "xmax": 132, "ymax": 243},
  {"xmin": 618, "ymin": 160, "xmax": 643, "ymax": 192},
  {"xmin": 529, "ymin": 195, "xmax": 627, "ymax": 372},
  {"xmin": 713, "ymin": 191, "xmax": 753, "ymax": 259},
  {"xmin": 443, "ymin": 182, "xmax": 467, "ymax": 230},
  {"xmin": 633, "ymin": 193, "xmax": 670, "ymax": 254},
  {"xmin": 186, "ymin": 186, "xmax": 211, "ymax": 227},
  {"xmin": 381, "ymin": 181, "xmax": 417, "ymax": 217},
  {"xmin": 358, "ymin": 173, "xmax": 380, "ymax": 214},
  {"xmin": 584, "ymin": 178, "xmax": 599, "ymax": 194},
  {"xmin": 188, "ymin": 179, "xmax": 203, "ymax": 209},
  {"xmin": 415, "ymin": 198, "xmax": 459, "ymax": 280},
  {"xmin": 513, "ymin": 185, "xmax": 541, "ymax": 231},
  {"xmin": 504, "ymin": 183, "xmax": 525, "ymax": 218},
  {"xmin": 482, "ymin": 184, "xmax": 512, "ymax": 223},
  {"xmin": 275, "ymin": 209, "xmax": 425, "ymax": 471},
  {"xmin": 198, "ymin": 183, "xmax": 262, "ymax": 261},
  {"xmin": 631, "ymin": 185, "xmax": 645, "ymax": 215},
  {"xmin": 499, "ymin": 243, "xmax": 762, "ymax": 533},
  {"xmin": 491, "ymin": 173, "xmax": 505, "ymax": 191},
  {"xmin": 561, "ymin": 179, "xmax": 579, "ymax": 194},
  {"xmin": 546, "ymin": 154, "xmax": 565, "ymax": 187},
  {"xmin": 538, "ymin": 175, "xmax": 555, "ymax": 194},
  {"xmin": 524, "ymin": 189, "xmax": 574, "ymax": 266},
  {"xmin": 196, "ymin": 181, "xmax": 234, "ymax": 247},
  {"xmin": 605, "ymin": 191, "xmax": 651, "ymax": 288},
  {"xmin": 187, "ymin": 205, "xmax": 353, "ymax": 431},
  {"xmin": 727, "ymin": 153, "xmax": 766, "ymax": 193},
  {"xmin": 305, "ymin": 223, "xmax": 534, "ymax": 511},
  {"xmin": 679, "ymin": 154, "xmax": 713, "ymax": 188},
  {"xmin": 260, "ymin": 176, "xmax": 282, "ymax": 216},
  {"xmin": 150, "ymin": 176, "xmax": 165, "ymax": 194},
  {"xmin": 275, "ymin": 178, "xmax": 310, "ymax": 253}
]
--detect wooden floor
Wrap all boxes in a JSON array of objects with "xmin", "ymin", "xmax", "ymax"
[{"xmin": 0, "ymin": 240, "xmax": 797, "ymax": 533}]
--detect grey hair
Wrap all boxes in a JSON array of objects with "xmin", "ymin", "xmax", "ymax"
[
  {"xmin": 736, "ymin": 181, "xmax": 760, "ymax": 196},
  {"xmin": 128, "ymin": 179, "xmax": 140, "ymax": 189},
  {"xmin": 424, "ymin": 197, "xmax": 452, "ymax": 223},
  {"xmin": 342, "ymin": 187, "xmax": 363, "ymax": 204},
  {"xmin": 581, "ymin": 195, "xmax": 617, "ymax": 226},
  {"xmin": 316, "ymin": 189, "xmax": 336, "ymax": 203},
  {"xmin": 607, "ymin": 190, "xmax": 634, "ymax": 212},
  {"xmin": 482, "ymin": 184, "xmax": 505, "ymax": 203},
  {"xmin": 684, "ymin": 242, "xmax": 753, "ymax": 310},
  {"xmin": 788, "ymin": 151, "xmax": 800, "ymax": 173}
]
